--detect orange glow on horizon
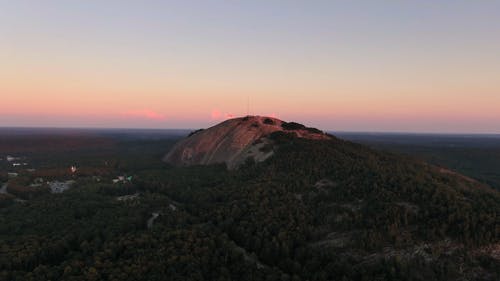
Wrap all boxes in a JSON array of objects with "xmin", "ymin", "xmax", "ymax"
[
  {"xmin": 122, "ymin": 110, "xmax": 167, "ymax": 121},
  {"xmin": 1, "ymin": 1, "xmax": 499, "ymax": 133}
]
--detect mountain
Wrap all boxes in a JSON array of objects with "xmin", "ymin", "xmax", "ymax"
[
  {"xmin": 163, "ymin": 116, "xmax": 330, "ymax": 169},
  {"xmin": 158, "ymin": 117, "xmax": 500, "ymax": 280}
]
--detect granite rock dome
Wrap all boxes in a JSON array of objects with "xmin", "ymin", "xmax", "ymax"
[{"xmin": 163, "ymin": 116, "xmax": 330, "ymax": 169}]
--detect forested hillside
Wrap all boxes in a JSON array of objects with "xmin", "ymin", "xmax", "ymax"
[
  {"xmin": 1, "ymin": 132, "xmax": 499, "ymax": 280},
  {"xmin": 336, "ymin": 133, "xmax": 500, "ymax": 190}
]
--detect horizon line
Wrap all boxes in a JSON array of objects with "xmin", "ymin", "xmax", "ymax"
[{"xmin": 0, "ymin": 125, "xmax": 499, "ymax": 136}]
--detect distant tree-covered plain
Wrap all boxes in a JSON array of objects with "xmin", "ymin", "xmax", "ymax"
[
  {"xmin": 1, "ymin": 129, "xmax": 499, "ymax": 281},
  {"xmin": 335, "ymin": 133, "xmax": 500, "ymax": 190}
]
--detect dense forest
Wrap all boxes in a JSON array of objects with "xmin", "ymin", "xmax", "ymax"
[{"xmin": 0, "ymin": 131, "xmax": 499, "ymax": 280}]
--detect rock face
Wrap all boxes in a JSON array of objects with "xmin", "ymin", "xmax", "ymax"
[{"xmin": 163, "ymin": 116, "xmax": 330, "ymax": 169}]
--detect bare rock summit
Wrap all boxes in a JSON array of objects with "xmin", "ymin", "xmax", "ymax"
[{"xmin": 163, "ymin": 116, "xmax": 331, "ymax": 169}]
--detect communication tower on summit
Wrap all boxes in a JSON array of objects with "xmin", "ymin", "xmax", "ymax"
[{"xmin": 246, "ymin": 96, "xmax": 250, "ymax": 116}]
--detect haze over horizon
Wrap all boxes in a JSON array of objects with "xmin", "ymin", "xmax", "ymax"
[{"xmin": 1, "ymin": 1, "xmax": 499, "ymax": 133}]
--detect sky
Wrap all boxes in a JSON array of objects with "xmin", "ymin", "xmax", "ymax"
[{"xmin": 1, "ymin": 1, "xmax": 499, "ymax": 133}]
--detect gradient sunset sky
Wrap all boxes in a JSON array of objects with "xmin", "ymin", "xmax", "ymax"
[{"xmin": 1, "ymin": 1, "xmax": 499, "ymax": 133}]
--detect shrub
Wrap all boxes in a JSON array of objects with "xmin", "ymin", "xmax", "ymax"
[
  {"xmin": 281, "ymin": 122, "xmax": 306, "ymax": 130},
  {"xmin": 0, "ymin": 172, "xmax": 7, "ymax": 183},
  {"xmin": 188, "ymin": 129, "xmax": 204, "ymax": 137},
  {"xmin": 259, "ymin": 143, "xmax": 274, "ymax": 153},
  {"xmin": 7, "ymin": 183, "xmax": 50, "ymax": 200},
  {"xmin": 0, "ymin": 193, "xmax": 15, "ymax": 208},
  {"xmin": 263, "ymin": 118, "xmax": 275, "ymax": 125},
  {"xmin": 305, "ymin": 127, "xmax": 323, "ymax": 134}
]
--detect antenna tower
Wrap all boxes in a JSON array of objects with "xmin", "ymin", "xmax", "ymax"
[{"xmin": 246, "ymin": 96, "xmax": 250, "ymax": 116}]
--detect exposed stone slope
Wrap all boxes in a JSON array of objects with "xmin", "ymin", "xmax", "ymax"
[{"xmin": 163, "ymin": 116, "xmax": 330, "ymax": 169}]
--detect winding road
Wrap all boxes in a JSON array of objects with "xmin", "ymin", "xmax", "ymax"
[
  {"xmin": 0, "ymin": 183, "xmax": 8, "ymax": 194},
  {"xmin": 147, "ymin": 212, "xmax": 160, "ymax": 229}
]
